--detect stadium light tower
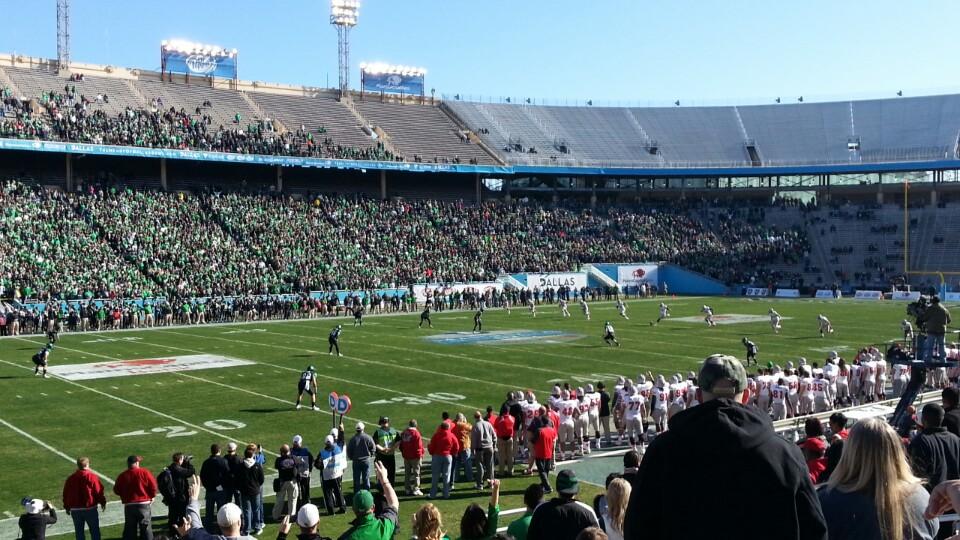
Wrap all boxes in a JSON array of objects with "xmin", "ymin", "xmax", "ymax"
[
  {"xmin": 56, "ymin": 0, "xmax": 71, "ymax": 72},
  {"xmin": 330, "ymin": 0, "xmax": 359, "ymax": 98}
]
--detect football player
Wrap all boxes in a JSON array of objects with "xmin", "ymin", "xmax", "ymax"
[
  {"xmin": 419, "ymin": 307, "xmax": 433, "ymax": 329},
  {"xmin": 817, "ymin": 314, "xmax": 833, "ymax": 337},
  {"xmin": 328, "ymin": 324, "xmax": 343, "ymax": 356},
  {"xmin": 769, "ymin": 308, "xmax": 782, "ymax": 334},
  {"xmin": 701, "ymin": 305, "xmax": 717, "ymax": 327},
  {"xmin": 559, "ymin": 299, "xmax": 571, "ymax": 318},
  {"xmin": 650, "ymin": 302, "xmax": 670, "ymax": 326},
  {"xmin": 32, "ymin": 343, "xmax": 53, "ymax": 378},
  {"xmin": 295, "ymin": 365, "xmax": 319, "ymax": 411},
  {"xmin": 603, "ymin": 321, "xmax": 620, "ymax": 347},
  {"xmin": 580, "ymin": 299, "xmax": 591, "ymax": 321},
  {"xmin": 473, "ymin": 309, "xmax": 483, "ymax": 333},
  {"xmin": 616, "ymin": 299, "xmax": 629, "ymax": 320},
  {"xmin": 623, "ymin": 384, "xmax": 646, "ymax": 451},
  {"xmin": 742, "ymin": 337, "xmax": 759, "ymax": 366}
]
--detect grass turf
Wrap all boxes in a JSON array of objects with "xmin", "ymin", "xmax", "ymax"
[{"xmin": 0, "ymin": 296, "xmax": 921, "ymax": 538}]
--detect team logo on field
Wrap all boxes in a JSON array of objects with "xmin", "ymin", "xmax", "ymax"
[
  {"xmin": 423, "ymin": 330, "xmax": 583, "ymax": 345},
  {"xmin": 47, "ymin": 354, "xmax": 253, "ymax": 380},
  {"xmin": 671, "ymin": 314, "xmax": 793, "ymax": 325}
]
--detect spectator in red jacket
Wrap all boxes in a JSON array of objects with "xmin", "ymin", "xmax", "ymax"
[
  {"xmin": 399, "ymin": 419, "xmax": 425, "ymax": 496},
  {"xmin": 428, "ymin": 423, "xmax": 460, "ymax": 499},
  {"xmin": 533, "ymin": 418, "xmax": 558, "ymax": 494},
  {"xmin": 494, "ymin": 406, "xmax": 516, "ymax": 477},
  {"xmin": 800, "ymin": 437, "xmax": 828, "ymax": 484},
  {"xmin": 63, "ymin": 457, "xmax": 107, "ymax": 540},
  {"xmin": 113, "ymin": 456, "xmax": 157, "ymax": 540}
]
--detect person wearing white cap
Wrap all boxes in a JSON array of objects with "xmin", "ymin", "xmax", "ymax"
[
  {"xmin": 291, "ymin": 435, "xmax": 314, "ymax": 509},
  {"xmin": 294, "ymin": 503, "xmax": 325, "ymax": 540},
  {"xmin": 18, "ymin": 498, "xmax": 57, "ymax": 540},
  {"xmin": 174, "ymin": 473, "xmax": 256, "ymax": 539},
  {"xmin": 346, "ymin": 422, "xmax": 376, "ymax": 492}
]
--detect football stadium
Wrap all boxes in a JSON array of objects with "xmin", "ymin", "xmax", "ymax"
[{"xmin": 3, "ymin": 2, "xmax": 960, "ymax": 539}]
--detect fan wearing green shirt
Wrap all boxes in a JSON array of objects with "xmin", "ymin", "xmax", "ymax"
[
  {"xmin": 337, "ymin": 461, "xmax": 398, "ymax": 540},
  {"xmin": 456, "ymin": 479, "xmax": 501, "ymax": 540},
  {"xmin": 507, "ymin": 483, "xmax": 544, "ymax": 540}
]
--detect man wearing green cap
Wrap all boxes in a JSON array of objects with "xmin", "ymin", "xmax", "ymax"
[
  {"xmin": 622, "ymin": 354, "xmax": 827, "ymax": 540},
  {"xmin": 337, "ymin": 461, "xmax": 398, "ymax": 540},
  {"xmin": 526, "ymin": 469, "xmax": 598, "ymax": 540}
]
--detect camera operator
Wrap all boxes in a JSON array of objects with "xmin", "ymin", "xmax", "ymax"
[
  {"xmin": 164, "ymin": 452, "xmax": 197, "ymax": 534},
  {"xmin": 918, "ymin": 296, "xmax": 952, "ymax": 362},
  {"xmin": 18, "ymin": 498, "xmax": 57, "ymax": 540}
]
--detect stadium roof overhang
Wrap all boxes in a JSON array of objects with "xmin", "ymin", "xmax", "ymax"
[{"xmin": 1, "ymin": 138, "xmax": 958, "ymax": 178}]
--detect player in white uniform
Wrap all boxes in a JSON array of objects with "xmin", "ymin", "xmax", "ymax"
[
  {"xmin": 529, "ymin": 298, "xmax": 537, "ymax": 318},
  {"xmin": 770, "ymin": 379, "xmax": 790, "ymax": 420},
  {"xmin": 849, "ymin": 360, "xmax": 862, "ymax": 406},
  {"xmin": 520, "ymin": 391, "xmax": 541, "ymax": 471},
  {"xmin": 559, "ymin": 299, "xmax": 571, "ymax": 318},
  {"xmin": 784, "ymin": 370, "xmax": 800, "ymax": 417},
  {"xmin": 701, "ymin": 305, "xmax": 717, "ymax": 327},
  {"xmin": 860, "ymin": 353, "xmax": 877, "ymax": 403},
  {"xmin": 822, "ymin": 355, "xmax": 839, "ymax": 407},
  {"xmin": 651, "ymin": 381, "xmax": 669, "ymax": 433},
  {"xmin": 584, "ymin": 383, "xmax": 601, "ymax": 450},
  {"xmin": 812, "ymin": 374, "xmax": 831, "ymax": 413},
  {"xmin": 798, "ymin": 368, "xmax": 815, "ymax": 415},
  {"xmin": 667, "ymin": 376, "xmax": 687, "ymax": 420},
  {"xmin": 612, "ymin": 376, "xmax": 627, "ymax": 444},
  {"xmin": 817, "ymin": 314, "xmax": 833, "ymax": 337},
  {"xmin": 575, "ymin": 388, "xmax": 592, "ymax": 455},
  {"xmin": 623, "ymin": 386, "xmax": 646, "ymax": 451},
  {"xmin": 580, "ymin": 299, "xmax": 591, "ymax": 320},
  {"xmin": 891, "ymin": 362, "xmax": 909, "ymax": 398},
  {"xmin": 556, "ymin": 390, "xmax": 579, "ymax": 460},
  {"xmin": 874, "ymin": 354, "xmax": 887, "ymax": 401},
  {"xmin": 769, "ymin": 308, "xmax": 783, "ymax": 334},
  {"xmin": 616, "ymin": 299, "xmax": 629, "ymax": 320},
  {"xmin": 902, "ymin": 319, "xmax": 914, "ymax": 342},
  {"xmin": 756, "ymin": 370, "xmax": 773, "ymax": 414},
  {"xmin": 835, "ymin": 359, "xmax": 850, "ymax": 407},
  {"xmin": 603, "ymin": 321, "xmax": 620, "ymax": 347},
  {"xmin": 651, "ymin": 302, "xmax": 671, "ymax": 326}
]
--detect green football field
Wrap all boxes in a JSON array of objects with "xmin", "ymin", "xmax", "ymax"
[{"xmin": 0, "ymin": 296, "xmax": 922, "ymax": 538}]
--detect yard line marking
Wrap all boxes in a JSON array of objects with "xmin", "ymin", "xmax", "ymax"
[
  {"xmin": 0, "ymin": 416, "xmax": 115, "ymax": 485},
  {"xmin": 15, "ymin": 395, "xmax": 22, "ymax": 399},
  {"xmin": 174, "ymin": 372, "xmax": 371, "ymax": 425},
  {"xmin": 2, "ymin": 511, "xmax": 13, "ymax": 518},
  {"xmin": 152, "ymin": 330, "xmax": 490, "ymax": 408},
  {"xmin": 40, "ymin": 392, "xmax": 47, "ymax": 396},
  {"xmin": 3, "ymin": 339, "xmax": 279, "ymax": 456}
]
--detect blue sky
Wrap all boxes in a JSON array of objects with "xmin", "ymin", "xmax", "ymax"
[{"xmin": 1, "ymin": 0, "xmax": 958, "ymax": 105}]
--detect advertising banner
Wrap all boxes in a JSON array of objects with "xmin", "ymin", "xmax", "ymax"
[
  {"xmin": 854, "ymin": 290, "xmax": 883, "ymax": 300},
  {"xmin": 524, "ymin": 273, "xmax": 588, "ymax": 290},
  {"xmin": 775, "ymin": 289, "xmax": 801, "ymax": 298},
  {"xmin": 815, "ymin": 290, "xmax": 835, "ymax": 299},
  {"xmin": 891, "ymin": 291, "xmax": 921, "ymax": 301},
  {"xmin": 745, "ymin": 287, "xmax": 770, "ymax": 297},
  {"xmin": 617, "ymin": 264, "xmax": 659, "ymax": 287}
]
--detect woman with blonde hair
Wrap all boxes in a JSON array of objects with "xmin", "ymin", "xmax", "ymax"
[
  {"xmin": 412, "ymin": 503, "xmax": 449, "ymax": 540},
  {"xmin": 599, "ymin": 478, "xmax": 631, "ymax": 540},
  {"xmin": 817, "ymin": 417, "xmax": 938, "ymax": 540}
]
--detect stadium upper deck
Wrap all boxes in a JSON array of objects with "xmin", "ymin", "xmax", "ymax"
[{"xmin": 1, "ymin": 53, "xmax": 960, "ymax": 180}]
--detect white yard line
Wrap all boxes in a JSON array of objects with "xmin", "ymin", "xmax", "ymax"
[
  {"xmin": 3, "ymin": 339, "xmax": 279, "ymax": 456},
  {"xmin": 0, "ymin": 416, "xmax": 115, "ymax": 485}
]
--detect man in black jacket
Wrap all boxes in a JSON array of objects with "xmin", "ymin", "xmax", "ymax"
[
  {"xmin": 166, "ymin": 452, "xmax": 197, "ymax": 534},
  {"xmin": 623, "ymin": 354, "xmax": 827, "ymax": 540},
  {"xmin": 597, "ymin": 382, "xmax": 612, "ymax": 447},
  {"xmin": 527, "ymin": 469, "xmax": 599, "ymax": 540},
  {"xmin": 943, "ymin": 388, "xmax": 960, "ymax": 438},
  {"xmin": 909, "ymin": 403, "xmax": 960, "ymax": 490},
  {"xmin": 199, "ymin": 444, "xmax": 231, "ymax": 527}
]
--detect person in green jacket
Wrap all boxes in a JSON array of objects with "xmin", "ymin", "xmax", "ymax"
[
  {"xmin": 337, "ymin": 461, "xmax": 398, "ymax": 540},
  {"xmin": 507, "ymin": 483, "xmax": 544, "ymax": 540},
  {"xmin": 456, "ymin": 479, "xmax": 500, "ymax": 540}
]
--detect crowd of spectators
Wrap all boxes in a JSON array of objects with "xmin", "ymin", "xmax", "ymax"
[
  {"xmin": 1, "ymin": 180, "xmax": 806, "ymax": 301},
  {"xmin": 0, "ymin": 84, "xmax": 400, "ymax": 162}
]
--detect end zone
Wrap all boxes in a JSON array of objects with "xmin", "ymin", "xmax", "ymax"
[{"xmin": 47, "ymin": 354, "xmax": 253, "ymax": 380}]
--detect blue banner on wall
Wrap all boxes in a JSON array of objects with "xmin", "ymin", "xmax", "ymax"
[
  {"xmin": 163, "ymin": 51, "xmax": 238, "ymax": 79},
  {"xmin": 362, "ymin": 72, "xmax": 424, "ymax": 95}
]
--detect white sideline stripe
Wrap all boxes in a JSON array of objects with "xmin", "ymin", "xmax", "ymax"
[
  {"xmin": 154, "ymin": 329, "xmax": 486, "ymax": 409},
  {"xmin": 0, "ymin": 416, "xmax": 115, "ymax": 485},
  {"xmin": 3, "ymin": 339, "xmax": 279, "ymax": 456}
]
